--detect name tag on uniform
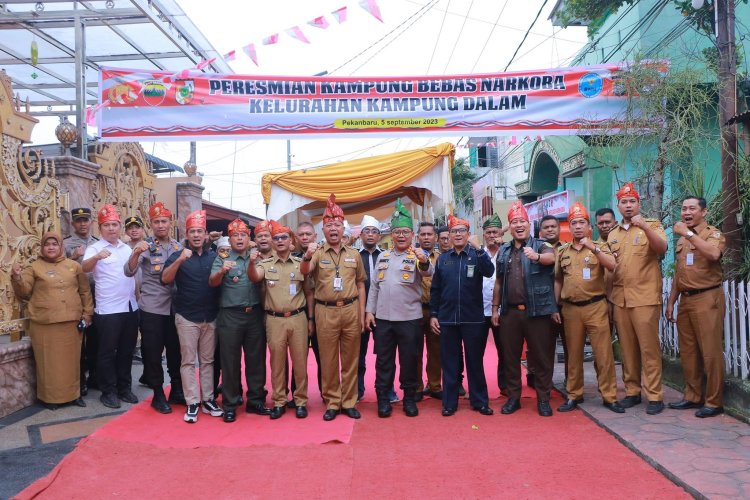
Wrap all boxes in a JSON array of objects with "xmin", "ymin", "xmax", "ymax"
[
  {"xmin": 467, "ymin": 265, "xmax": 475, "ymax": 278},
  {"xmin": 582, "ymin": 268, "xmax": 591, "ymax": 280},
  {"xmin": 333, "ymin": 277, "xmax": 343, "ymax": 291},
  {"xmin": 344, "ymin": 257, "xmax": 356, "ymax": 263},
  {"xmin": 686, "ymin": 253, "xmax": 694, "ymax": 266},
  {"xmin": 289, "ymin": 283, "xmax": 297, "ymax": 295}
]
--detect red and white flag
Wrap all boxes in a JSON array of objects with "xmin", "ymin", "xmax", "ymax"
[
  {"xmin": 242, "ymin": 44, "xmax": 258, "ymax": 66},
  {"xmin": 358, "ymin": 0, "xmax": 383, "ymax": 22},
  {"xmin": 331, "ymin": 6, "xmax": 347, "ymax": 23},
  {"xmin": 223, "ymin": 50, "xmax": 236, "ymax": 61},
  {"xmin": 308, "ymin": 15, "xmax": 330, "ymax": 29},
  {"xmin": 286, "ymin": 26, "xmax": 310, "ymax": 44},
  {"xmin": 262, "ymin": 34, "xmax": 279, "ymax": 45}
]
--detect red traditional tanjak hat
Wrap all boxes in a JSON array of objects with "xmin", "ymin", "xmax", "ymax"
[
  {"xmin": 616, "ymin": 182, "xmax": 640, "ymax": 201},
  {"xmin": 97, "ymin": 204, "xmax": 121, "ymax": 225},
  {"xmin": 185, "ymin": 210, "xmax": 206, "ymax": 230},
  {"xmin": 254, "ymin": 220, "xmax": 273, "ymax": 235},
  {"xmin": 270, "ymin": 219, "xmax": 292, "ymax": 236},
  {"xmin": 447, "ymin": 213, "xmax": 470, "ymax": 228},
  {"xmin": 507, "ymin": 201, "xmax": 529, "ymax": 223},
  {"xmin": 149, "ymin": 202, "xmax": 172, "ymax": 220},
  {"xmin": 568, "ymin": 202, "xmax": 590, "ymax": 222},
  {"xmin": 227, "ymin": 218, "xmax": 250, "ymax": 236},
  {"xmin": 322, "ymin": 193, "xmax": 345, "ymax": 223}
]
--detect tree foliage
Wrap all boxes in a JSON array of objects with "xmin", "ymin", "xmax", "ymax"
[{"xmin": 451, "ymin": 156, "xmax": 477, "ymax": 213}]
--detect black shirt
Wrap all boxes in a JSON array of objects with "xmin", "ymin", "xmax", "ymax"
[{"xmin": 163, "ymin": 243, "xmax": 220, "ymax": 323}]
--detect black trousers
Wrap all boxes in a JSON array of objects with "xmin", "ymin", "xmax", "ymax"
[
  {"xmin": 140, "ymin": 310, "xmax": 181, "ymax": 390},
  {"xmin": 373, "ymin": 318, "xmax": 421, "ymax": 395},
  {"xmin": 440, "ymin": 323, "xmax": 489, "ymax": 410},
  {"xmin": 486, "ymin": 316, "xmax": 507, "ymax": 390},
  {"xmin": 80, "ymin": 322, "xmax": 98, "ymax": 386},
  {"xmin": 358, "ymin": 328, "xmax": 372, "ymax": 397},
  {"xmin": 216, "ymin": 307, "xmax": 266, "ymax": 410},
  {"xmin": 501, "ymin": 309, "xmax": 555, "ymax": 401},
  {"xmin": 95, "ymin": 310, "xmax": 139, "ymax": 396}
]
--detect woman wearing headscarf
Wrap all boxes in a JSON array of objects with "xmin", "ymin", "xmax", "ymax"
[{"xmin": 11, "ymin": 232, "xmax": 94, "ymax": 409}]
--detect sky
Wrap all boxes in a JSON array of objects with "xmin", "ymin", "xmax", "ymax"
[{"xmin": 33, "ymin": 0, "xmax": 589, "ymax": 218}]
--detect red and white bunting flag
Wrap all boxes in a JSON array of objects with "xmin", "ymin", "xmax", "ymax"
[
  {"xmin": 223, "ymin": 50, "xmax": 236, "ymax": 61},
  {"xmin": 242, "ymin": 43, "xmax": 258, "ymax": 66},
  {"xmin": 195, "ymin": 58, "xmax": 216, "ymax": 70},
  {"xmin": 262, "ymin": 34, "xmax": 279, "ymax": 45},
  {"xmin": 285, "ymin": 25, "xmax": 310, "ymax": 44},
  {"xmin": 308, "ymin": 15, "xmax": 330, "ymax": 29},
  {"xmin": 331, "ymin": 6, "xmax": 347, "ymax": 23},
  {"xmin": 358, "ymin": 0, "xmax": 383, "ymax": 22}
]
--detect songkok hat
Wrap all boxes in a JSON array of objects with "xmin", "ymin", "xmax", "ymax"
[
  {"xmin": 616, "ymin": 182, "xmax": 640, "ymax": 201},
  {"xmin": 149, "ymin": 202, "xmax": 172, "ymax": 220},
  {"xmin": 507, "ymin": 201, "xmax": 529, "ymax": 223},
  {"xmin": 185, "ymin": 210, "xmax": 206, "ymax": 230},
  {"xmin": 390, "ymin": 199, "xmax": 413, "ymax": 230},
  {"xmin": 322, "ymin": 193, "xmax": 345, "ymax": 223},
  {"xmin": 97, "ymin": 204, "xmax": 121, "ymax": 225},
  {"xmin": 482, "ymin": 214, "xmax": 502, "ymax": 229}
]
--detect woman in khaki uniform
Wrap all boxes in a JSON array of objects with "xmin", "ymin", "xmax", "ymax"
[{"xmin": 11, "ymin": 232, "xmax": 94, "ymax": 409}]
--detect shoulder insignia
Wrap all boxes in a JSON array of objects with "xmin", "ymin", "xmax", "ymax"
[
  {"xmin": 261, "ymin": 257, "xmax": 274, "ymax": 263},
  {"xmin": 92, "ymin": 236, "xmax": 99, "ymax": 240},
  {"xmin": 291, "ymin": 255, "xmax": 302, "ymax": 262},
  {"xmin": 63, "ymin": 235, "xmax": 71, "ymax": 240},
  {"xmin": 543, "ymin": 242, "xmax": 553, "ymax": 248}
]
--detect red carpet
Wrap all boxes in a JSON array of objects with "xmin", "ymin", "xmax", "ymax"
[{"xmin": 17, "ymin": 334, "xmax": 688, "ymax": 499}]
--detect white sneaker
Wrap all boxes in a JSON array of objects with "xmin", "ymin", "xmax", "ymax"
[
  {"xmin": 184, "ymin": 403, "xmax": 199, "ymax": 423},
  {"xmin": 202, "ymin": 399, "xmax": 224, "ymax": 417}
]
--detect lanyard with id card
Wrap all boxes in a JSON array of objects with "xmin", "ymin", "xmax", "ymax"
[
  {"xmin": 686, "ymin": 253, "xmax": 694, "ymax": 266},
  {"xmin": 582, "ymin": 256, "xmax": 591, "ymax": 280}
]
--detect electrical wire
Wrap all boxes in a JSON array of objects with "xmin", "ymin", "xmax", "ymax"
[
  {"xmin": 470, "ymin": 0, "xmax": 509, "ymax": 73},
  {"xmin": 503, "ymin": 0, "xmax": 550, "ymax": 72},
  {"xmin": 442, "ymin": 0, "xmax": 474, "ymax": 73},
  {"xmin": 426, "ymin": 0, "xmax": 451, "ymax": 74}
]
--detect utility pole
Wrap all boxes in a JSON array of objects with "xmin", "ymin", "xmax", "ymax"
[{"xmin": 716, "ymin": 0, "xmax": 740, "ymax": 273}]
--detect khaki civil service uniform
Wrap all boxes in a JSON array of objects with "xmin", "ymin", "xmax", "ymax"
[
  {"xmin": 418, "ymin": 249, "xmax": 442, "ymax": 393},
  {"xmin": 556, "ymin": 242, "xmax": 617, "ymax": 403},
  {"xmin": 674, "ymin": 222, "xmax": 726, "ymax": 408},
  {"xmin": 257, "ymin": 254, "xmax": 310, "ymax": 408},
  {"xmin": 609, "ymin": 219, "xmax": 667, "ymax": 401},
  {"xmin": 307, "ymin": 243, "xmax": 367, "ymax": 410}
]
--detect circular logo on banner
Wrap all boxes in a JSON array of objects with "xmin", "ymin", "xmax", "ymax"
[{"xmin": 579, "ymin": 73, "xmax": 603, "ymax": 98}]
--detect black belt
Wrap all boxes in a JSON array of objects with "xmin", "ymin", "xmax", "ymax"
[
  {"xmin": 682, "ymin": 284, "xmax": 722, "ymax": 297},
  {"xmin": 266, "ymin": 307, "xmax": 306, "ymax": 318},
  {"xmin": 564, "ymin": 295, "xmax": 607, "ymax": 307},
  {"xmin": 224, "ymin": 306, "xmax": 256, "ymax": 313},
  {"xmin": 315, "ymin": 297, "xmax": 358, "ymax": 307}
]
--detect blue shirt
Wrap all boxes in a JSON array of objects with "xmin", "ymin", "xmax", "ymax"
[
  {"xmin": 162, "ymin": 243, "xmax": 220, "ymax": 323},
  {"xmin": 430, "ymin": 246, "xmax": 494, "ymax": 324}
]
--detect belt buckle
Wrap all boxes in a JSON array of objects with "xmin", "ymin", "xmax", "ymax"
[
  {"xmin": 244, "ymin": 307, "xmax": 253, "ymax": 313},
  {"xmin": 283, "ymin": 311, "xmax": 291, "ymax": 317},
  {"xmin": 517, "ymin": 304, "xmax": 526, "ymax": 311},
  {"xmin": 336, "ymin": 300, "xmax": 344, "ymax": 307}
]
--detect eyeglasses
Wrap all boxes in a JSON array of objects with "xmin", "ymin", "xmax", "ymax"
[
  {"xmin": 272, "ymin": 234, "xmax": 289, "ymax": 241},
  {"xmin": 361, "ymin": 228, "xmax": 380, "ymax": 235},
  {"xmin": 449, "ymin": 228, "xmax": 468, "ymax": 234},
  {"xmin": 439, "ymin": 237, "xmax": 450, "ymax": 241},
  {"xmin": 391, "ymin": 229, "xmax": 412, "ymax": 237}
]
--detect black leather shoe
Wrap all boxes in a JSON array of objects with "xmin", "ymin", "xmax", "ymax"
[
  {"xmin": 669, "ymin": 399, "xmax": 701, "ymax": 410},
  {"xmin": 223, "ymin": 409, "xmax": 236, "ymax": 423},
  {"xmin": 246, "ymin": 402, "xmax": 272, "ymax": 415},
  {"xmin": 167, "ymin": 388, "xmax": 186, "ymax": 406},
  {"xmin": 427, "ymin": 390, "xmax": 443, "ymax": 399},
  {"xmin": 403, "ymin": 401, "xmax": 419, "ymax": 417},
  {"xmin": 619, "ymin": 395, "xmax": 642, "ymax": 408},
  {"xmin": 441, "ymin": 407, "xmax": 456, "ymax": 416},
  {"xmin": 501, "ymin": 398, "xmax": 521, "ymax": 415},
  {"xmin": 557, "ymin": 399, "xmax": 581, "ymax": 412},
  {"xmin": 323, "ymin": 409, "xmax": 339, "ymax": 421},
  {"xmin": 100, "ymin": 392, "xmax": 121, "ymax": 409},
  {"xmin": 646, "ymin": 400, "xmax": 665, "ymax": 415},
  {"xmin": 151, "ymin": 393, "xmax": 172, "ymax": 414},
  {"xmin": 118, "ymin": 390, "xmax": 138, "ymax": 404},
  {"xmin": 537, "ymin": 400, "xmax": 553, "ymax": 417},
  {"xmin": 603, "ymin": 401, "xmax": 626, "ymax": 413},
  {"xmin": 471, "ymin": 406, "xmax": 494, "ymax": 416},
  {"xmin": 286, "ymin": 399, "xmax": 297, "ymax": 409},
  {"xmin": 342, "ymin": 407, "xmax": 361, "ymax": 419},
  {"xmin": 72, "ymin": 397, "xmax": 87, "ymax": 408},
  {"xmin": 378, "ymin": 401, "xmax": 393, "ymax": 418},
  {"xmin": 695, "ymin": 406, "xmax": 724, "ymax": 418},
  {"xmin": 270, "ymin": 406, "xmax": 286, "ymax": 419},
  {"xmin": 296, "ymin": 406, "xmax": 308, "ymax": 419}
]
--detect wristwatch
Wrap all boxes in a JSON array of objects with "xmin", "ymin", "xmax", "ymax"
[
  {"xmin": 686, "ymin": 230, "xmax": 695, "ymax": 239},
  {"xmin": 594, "ymin": 246, "xmax": 601, "ymax": 254}
]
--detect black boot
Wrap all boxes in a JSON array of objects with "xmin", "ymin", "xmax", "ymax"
[
  {"xmin": 151, "ymin": 388, "xmax": 172, "ymax": 414},
  {"xmin": 377, "ymin": 392, "xmax": 392, "ymax": 418},
  {"xmin": 403, "ymin": 390, "xmax": 419, "ymax": 417}
]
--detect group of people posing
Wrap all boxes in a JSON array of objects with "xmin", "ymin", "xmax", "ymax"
[{"xmin": 11, "ymin": 180, "xmax": 726, "ymax": 423}]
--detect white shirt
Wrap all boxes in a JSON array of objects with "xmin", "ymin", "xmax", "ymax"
[
  {"xmin": 84, "ymin": 239, "xmax": 138, "ymax": 314},
  {"xmin": 482, "ymin": 245, "xmax": 500, "ymax": 316}
]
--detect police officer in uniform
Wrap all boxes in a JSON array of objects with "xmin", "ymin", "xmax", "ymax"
[
  {"xmin": 608, "ymin": 182, "xmax": 668, "ymax": 415},
  {"xmin": 492, "ymin": 202, "xmax": 560, "ymax": 417},
  {"xmin": 64, "ymin": 208, "xmax": 99, "ymax": 395},
  {"xmin": 300, "ymin": 194, "xmax": 367, "ymax": 421},
  {"xmin": 365, "ymin": 200, "xmax": 433, "ymax": 417},
  {"xmin": 666, "ymin": 196, "xmax": 726, "ymax": 418},
  {"xmin": 125, "ymin": 202, "xmax": 184, "ymax": 413},
  {"xmin": 249, "ymin": 220, "xmax": 313, "ymax": 419},
  {"xmin": 554, "ymin": 203, "xmax": 624, "ymax": 413}
]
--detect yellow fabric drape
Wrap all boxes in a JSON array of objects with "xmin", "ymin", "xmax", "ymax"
[{"xmin": 262, "ymin": 143, "xmax": 454, "ymax": 205}]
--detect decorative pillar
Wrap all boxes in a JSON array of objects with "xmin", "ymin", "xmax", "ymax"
[
  {"xmin": 175, "ymin": 181, "xmax": 205, "ymax": 240},
  {"xmin": 53, "ymin": 156, "xmax": 100, "ymax": 238}
]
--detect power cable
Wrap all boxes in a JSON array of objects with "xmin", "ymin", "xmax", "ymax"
[
  {"xmin": 503, "ymin": 0, "xmax": 549, "ymax": 72},
  {"xmin": 426, "ymin": 0, "xmax": 451, "ymax": 74},
  {"xmin": 442, "ymin": 0, "xmax": 474, "ymax": 73},
  {"xmin": 470, "ymin": 0, "xmax": 509, "ymax": 73}
]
